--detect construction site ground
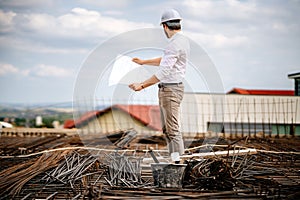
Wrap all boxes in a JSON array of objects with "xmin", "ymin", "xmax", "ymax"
[{"xmin": 0, "ymin": 128, "xmax": 300, "ymax": 199}]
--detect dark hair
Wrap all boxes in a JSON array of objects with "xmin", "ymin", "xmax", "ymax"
[{"xmin": 163, "ymin": 19, "xmax": 181, "ymax": 30}]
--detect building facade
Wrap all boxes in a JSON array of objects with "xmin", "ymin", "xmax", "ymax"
[
  {"xmin": 181, "ymin": 92, "xmax": 300, "ymax": 136},
  {"xmin": 288, "ymin": 72, "xmax": 300, "ymax": 96},
  {"xmin": 69, "ymin": 89, "xmax": 300, "ymax": 137}
]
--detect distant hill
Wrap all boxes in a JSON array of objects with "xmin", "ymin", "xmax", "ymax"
[
  {"xmin": 0, "ymin": 102, "xmax": 73, "ymax": 117},
  {"xmin": 0, "ymin": 102, "xmax": 74, "ymax": 128}
]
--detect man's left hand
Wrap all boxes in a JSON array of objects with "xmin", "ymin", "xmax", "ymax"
[{"xmin": 129, "ymin": 83, "xmax": 143, "ymax": 91}]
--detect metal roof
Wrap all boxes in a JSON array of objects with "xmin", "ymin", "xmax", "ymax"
[
  {"xmin": 65, "ymin": 104, "xmax": 162, "ymax": 131},
  {"xmin": 288, "ymin": 72, "xmax": 300, "ymax": 79},
  {"xmin": 227, "ymin": 88, "xmax": 294, "ymax": 96}
]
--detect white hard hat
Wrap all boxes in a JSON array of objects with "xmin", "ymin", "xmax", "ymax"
[{"xmin": 160, "ymin": 9, "xmax": 182, "ymax": 25}]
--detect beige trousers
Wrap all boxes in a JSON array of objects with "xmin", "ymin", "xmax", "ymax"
[{"xmin": 158, "ymin": 84, "xmax": 184, "ymax": 155}]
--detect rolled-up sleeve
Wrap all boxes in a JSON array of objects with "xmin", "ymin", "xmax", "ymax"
[{"xmin": 155, "ymin": 45, "xmax": 178, "ymax": 81}]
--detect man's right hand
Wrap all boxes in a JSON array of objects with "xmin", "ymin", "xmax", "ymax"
[{"xmin": 132, "ymin": 57, "xmax": 144, "ymax": 65}]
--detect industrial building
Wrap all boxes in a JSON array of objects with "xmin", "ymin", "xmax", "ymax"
[{"xmin": 68, "ymin": 88, "xmax": 300, "ymax": 137}]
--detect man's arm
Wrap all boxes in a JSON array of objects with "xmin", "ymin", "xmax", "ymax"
[
  {"xmin": 132, "ymin": 57, "xmax": 161, "ymax": 66},
  {"xmin": 129, "ymin": 75, "xmax": 160, "ymax": 91}
]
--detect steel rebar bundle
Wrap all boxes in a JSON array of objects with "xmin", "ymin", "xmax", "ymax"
[
  {"xmin": 42, "ymin": 150, "xmax": 105, "ymax": 188},
  {"xmin": 183, "ymin": 149, "xmax": 257, "ymax": 190},
  {"xmin": 105, "ymin": 152, "xmax": 143, "ymax": 187},
  {"xmin": 0, "ymin": 149, "xmax": 72, "ymax": 197}
]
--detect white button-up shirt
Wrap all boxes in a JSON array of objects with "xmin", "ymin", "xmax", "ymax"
[{"xmin": 155, "ymin": 32, "xmax": 190, "ymax": 83}]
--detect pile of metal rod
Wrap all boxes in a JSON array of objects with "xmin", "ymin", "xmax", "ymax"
[
  {"xmin": 0, "ymin": 149, "xmax": 72, "ymax": 197},
  {"xmin": 42, "ymin": 150, "xmax": 105, "ymax": 189},
  {"xmin": 0, "ymin": 137, "xmax": 299, "ymax": 199},
  {"xmin": 183, "ymin": 149, "xmax": 257, "ymax": 190},
  {"xmin": 105, "ymin": 152, "xmax": 144, "ymax": 187},
  {"xmin": 114, "ymin": 129, "xmax": 138, "ymax": 149},
  {"xmin": 0, "ymin": 135, "xmax": 65, "ymax": 156}
]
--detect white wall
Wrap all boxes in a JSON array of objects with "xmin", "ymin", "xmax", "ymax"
[{"xmin": 181, "ymin": 93, "xmax": 300, "ymax": 134}]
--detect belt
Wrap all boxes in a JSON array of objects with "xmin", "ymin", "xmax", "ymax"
[{"xmin": 158, "ymin": 82, "xmax": 183, "ymax": 88}]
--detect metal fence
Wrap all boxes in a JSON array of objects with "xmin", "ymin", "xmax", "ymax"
[{"xmin": 73, "ymin": 93, "xmax": 300, "ymax": 138}]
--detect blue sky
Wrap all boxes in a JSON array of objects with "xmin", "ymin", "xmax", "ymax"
[{"xmin": 0, "ymin": 0, "xmax": 299, "ymax": 103}]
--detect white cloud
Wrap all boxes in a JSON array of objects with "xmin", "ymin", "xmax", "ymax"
[
  {"xmin": 22, "ymin": 13, "xmax": 56, "ymax": 32},
  {"xmin": 0, "ymin": 10, "xmax": 16, "ymax": 33},
  {"xmin": 180, "ymin": 0, "xmax": 257, "ymax": 50},
  {"xmin": 77, "ymin": 0, "xmax": 132, "ymax": 8},
  {"xmin": 0, "ymin": 63, "xmax": 19, "ymax": 76},
  {"xmin": 180, "ymin": 0, "xmax": 300, "ymax": 91},
  {"xmin": 182, "ymin": 0, "xmax": 257, "ymax": 22},
  {"xmin": 0, "ymin": 36, "xmax": 88, "ymax": 54},
  {"xmin": 102, "ymin": 10, "xmax": 123, "ymax": 16},
  {"xmin": 182, "ymin": 0, "xmax": 299, "ymax": 35},
  {"xmin": 55, "ymin": 8, "xmax": 153, "ymax": 38},
  {"xmin": 0, "ymin": 7, "xmax": 154, "ymax": 54},
  {"xmin": 181, "ymin": 0, "xmax": 300, "ymax": 53},
  {"xmin": 0, "ymin": 63, "xmax": 73, "ymax": 78},
  {"xmin": 9, "ymin": 7, "xmax": 153, "ymax": 39},
  {"xmin": 30, "ymin": 64, "xmax": 71, "ymax": 77},
  {"xmin": 0, "ymin": 0, "xmax": 54, "ymax": 7},
  {"xmin": 186, "ymin": 31, "xmax": 249, "ymax": 49}
]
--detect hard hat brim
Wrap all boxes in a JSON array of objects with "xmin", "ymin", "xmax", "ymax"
[{"xmin": 160, "ymin": 18, "xmax": 182, "ymax": 26}]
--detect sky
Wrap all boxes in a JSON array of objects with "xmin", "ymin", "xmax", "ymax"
[{"xmin": 0, "ymin": 0, "xmax": 299, "ymax": 104}]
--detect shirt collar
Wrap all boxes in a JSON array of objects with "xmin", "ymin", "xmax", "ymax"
[{"xmin": 169, "ymin": 31, "xmax": 182, "ymax": 41}]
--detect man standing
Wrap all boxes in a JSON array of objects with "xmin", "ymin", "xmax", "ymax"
[{"xmin": 129, "ymin": 9, "xmax": 190, "ymax": 162}]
